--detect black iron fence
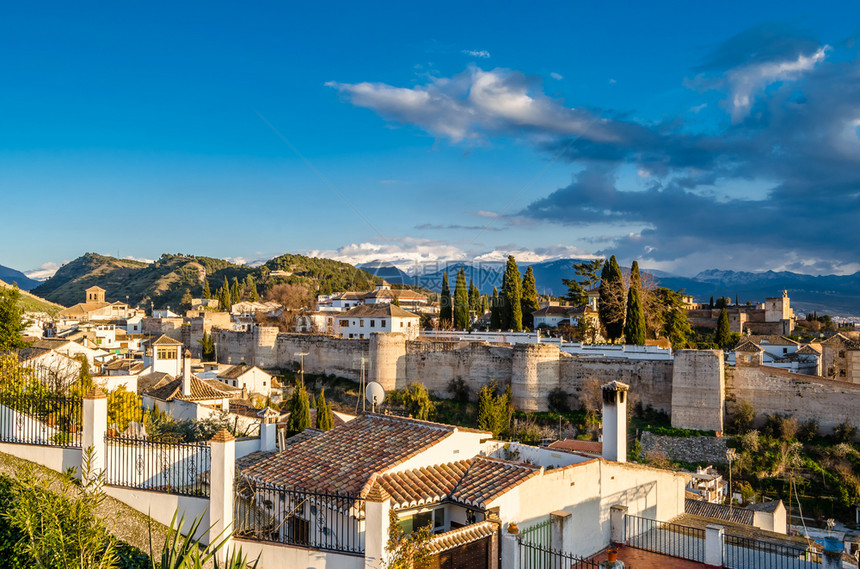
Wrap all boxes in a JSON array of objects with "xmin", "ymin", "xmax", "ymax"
[
  {"xmin": 104, "ymin": 435, "xmax": 210, "ymax": 497},
  {"xmin": 0, "ymin": 392, "xmax": 82, "ymax": 447},
  {"xmin": 518, "ymin": 539, "xmax": 600, "ymax": 569},
  {"xmin": 234, "ymin": 475, "xmax": 365, "ymax": 554},
  {"xmin": 724, "ymin": 533, "xmax": 821, "ymax": 569},
  {"xmin": 625, "ymin": 514, "xmax": 706, "ymax": 562}
]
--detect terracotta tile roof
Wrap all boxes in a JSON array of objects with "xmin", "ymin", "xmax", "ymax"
[
  {"xmin": 136, "ymin": 371, "xmax": 172, "ymax": 393},
  {"xmin": 532, "ymin": 305, "xmax": 571, "ymax": 316},
  {"xmin": 58, "ymin": 302, "xmax": 110, "ymax": 316},
  {"xmin": 342, "ymin": 303, "xmax": 419, "ymax": 319},
  {"xmin": 733, "ymin": 340, "xmax": 764, "ymax": 353},
  {"xmin": 378, "ymin": 460, "xmax": 471, "ymax": 509},
  {"xmin": 146, "ymin": 334, "xmax": 184, "ymax": 346},
  {"xmin": 17, "ymin": 347, "xmax": 53, "ymax": 361},
  {"xmin": 796, "ymin": 344, "xmax": 821, "ymax": 355},
  {"xmin": 144, "ymin": 374, "xmax": 232, "ymax": 402},
  {"xmin": 684, "ymin": 498, "xmax": 754, "ymax": 525},
  {"xmin": 548, "ymin": 439, "xmax": 603, "ymax": 455},
  {"xmin": 427, "ymin": 520, "xmax": 498, "ymax": 554},
  {"xmin": 219, "ymin": 364, "xmax": 270, "ymax": 380},
  {"xmin": 375, "ymin": 456, "xmax": 540, "ymax": 510},
  {"xmin": 240, "ymin": 414, "xmax": 459, "ymax": 495},
  {"xmin": 450, "ymin": 456, "xmax": 541, "ymax": 508},
  {"xmin": 746, "ymin": 335, "xmax": 798, "ymax": 346},
  {"xmin": 104, "ymin": 359, "xmax": 144, "ymax": 372}
]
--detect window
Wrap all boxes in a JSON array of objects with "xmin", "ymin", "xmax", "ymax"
[
  {"xmin": 400, "ymin": 322, "xmax": 404, "ymax": 327},
  {"xmin": 339, "ymin": 320, "xmax": 348, "ymax": 327},
  {"xmin": 839, "ymin": 351, "xmax": 846, "ymax": 358},
  {"xmin": 783, "ymin": 348, "xmax": 788, "ymax": 354},
  {"xmin": 359, "ymin": 334, "xmax": 364, "ymax": 339},
  {"xmin": 157, "ymin": 348, "xmax": 177, "ymax": 360},
  {"xmin": 360, "ymin": 319, "xmax": 365, "ymax": 327},
  {"xmin": 381, "ymin": 320, "xmax": 386, "ymax": 327},
  {"xmin": 263, "ymin": 381, "xmax": 266, "ymax": 386},
  {"xmin": 370, "ymin": 320, "xmax": 375, "ymax": 328}
]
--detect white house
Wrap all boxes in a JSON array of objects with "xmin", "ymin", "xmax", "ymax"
[
  {"xmin": 142, "ymin": 335, "xmax": 184, "ymax": 376},
  {"xmin": 333, "ymin": 303, "xmax": 420, "ymax": 340},
  {"xmin": 216, "ymin": 364, "xmax": 275, "ymax": 398}
]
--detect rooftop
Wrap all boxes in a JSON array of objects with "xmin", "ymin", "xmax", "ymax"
[
  {"xmin": 240, "ymin": 413, "xmax": 487, "ymax": 495},
  {"xmin": 342, "ymin": 303, "xmax": 419, "ymax": 319}
]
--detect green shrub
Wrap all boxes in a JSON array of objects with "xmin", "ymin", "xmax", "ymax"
[
  {"xmin": 798, "ymin": 418, "xmax": 819, "ymax": 442},
  {"xmin": 729, "ymin": 400, "xmax": 756, "ymax": 435},
  {"xmin": 834, "ymin": 421, "xmax": 857, "ymax": 444},
  {"xmin": 547, "ymin": 388, "xmax": 571, "ymax": 414}
]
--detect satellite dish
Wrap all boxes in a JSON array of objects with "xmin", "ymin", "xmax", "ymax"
[{"xmin": 365, "ymin": 381, "xmax": 385, "ymax": 412}]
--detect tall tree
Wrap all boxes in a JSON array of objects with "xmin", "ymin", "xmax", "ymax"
[
  {"xmin": 477, "ymin": 381, "xmax": 512, "ymax": 438},
  {"xmin": 231, "ymin": 276, "xmax": 241, "ymax": 304},
  {"xmin": 180, "ymin": 288, "xmax": 193, "ymax": 312},
  {"xmin": 0, "ymin": 287, "xmax": 29, "ymax": 351},
  {"xmin": 454, "ymin": 269, "xmax": 469, "ymax": 329},
  {"xmin": 468, "ymin": 280, "xmax": 480, "ymax": 312},
  {"xmin": 316, "ymin": 388, "xmax": 334, "ymax": 431},
  {"xmin": 439, "ymin": 272, "xmax": 452, "ymax": 326},
  {"xmin": 654, "ymin": 288, "xmax": 692, "ymax": 349},
  {"xmin": 198, "ymin": 331, "xmax": 216, "ymax": 361},
  {"xmin": 599, "ymin": 255, "xmax": 626, "ymax": 342},
  {"xmin": 630, "ymin": 260, "xmax": 641, "ymax": 291},
  {"xmin": 287, "ymin": 381, "xmax": 311, "ymax": 435},
  {"xmin": 715, "ymin": 307, "xmax": 732, "ymax": 349},
  {"xmin": 623, "ymin": 286, "xmax": 646, "ymax": 345},
  {"xmin": 501, "ymin": 256, "xmax": 522, "ymax": 331},
  {"xmin": 563, "ymin": 259, "xmax": 604, "ymax": 306},
  {"xmin": 490, "ymin": 287, "xmax": 502, "ymax": 329},
  {"xmin": 520, "ymin": 267, "xmax": 540, "ymax": 330},
  {"xmin": 218, "ymin": 277, "xmax": 231, "ymax": 311},
  {"xmin": 202, "ymin": 279, "xmax": 211, "ymax": 300}
]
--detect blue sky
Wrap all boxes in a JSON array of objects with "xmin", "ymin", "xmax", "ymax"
[{"xmin": 2, "ymin": 1, "xmax": 860, "ymax": 278}]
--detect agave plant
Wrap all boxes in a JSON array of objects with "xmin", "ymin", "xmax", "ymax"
[{"xmin": 148, "ymin": 510, "xmax": 259, "ymax": 569}]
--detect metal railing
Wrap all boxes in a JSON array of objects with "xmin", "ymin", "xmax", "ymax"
[
  {"xmin": 518, "ymin": 539, "xmax": 600, "ymax": 569},
  {"xmin": 0, "ymin": 392, "xmax": 82, "ymax": 447},
  {"xmin": 724, "ymin": 533, "xmax": 821, "ymax": 569},
  {"xmin": 520, "ymin": 517, "xmax": 553, "ymax": 548},
  {"xmin": 234, "ymin": 475, "xmax": 365, "ymax": 554},
  {"xmin": 625, "ymin": 514, "xmax": 705, "ymax": 562},
  {"xmin": 104, "ymin": 434, "xmax": 210, "ymax": 497}
]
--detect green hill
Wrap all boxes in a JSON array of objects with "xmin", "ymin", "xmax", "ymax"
[
  {"xmin": 0, "ymin": 280, "xmax": 65, "ymax": 314},
  {"xmin": 31, "ymin": 252, "xmax": 390, "ymax": 310}
]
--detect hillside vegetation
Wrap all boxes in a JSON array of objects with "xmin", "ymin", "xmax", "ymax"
[
  {"xmin": 32, "ymin": 252, "xmax": 388, "ymax": 310},
  {"xmin": 0, "ymin": 280, "xmax": 65, "ymax": 314}
]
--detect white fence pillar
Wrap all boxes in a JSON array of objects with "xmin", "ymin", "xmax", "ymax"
[
  {"xmin": 209, "ymin": 429, "xmax": 235, "ymax": 558},
  {"xmin": 705, "ymin": 524, "xmax": 724, "ymax": 568},
  {"xmin": 364, "ymin": 486, "xmax": 391, "ymax": 569},
  {"xmin": 82, "ymin": 387, "xmax": 107, "ymax": 481},
  {"xmin": 502, "ymin": 522, "xmax": 521, "ymax": 569},
  {"xmin": 610, "ymin": 505, "xmax": 628, "ymax": 545}
]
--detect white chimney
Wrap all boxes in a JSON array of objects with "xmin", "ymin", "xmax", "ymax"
[
  {"xmin": 182, "ymin": 349, "xmax": 192, "ymax": 396},
  {"xmin": 601, "ymin": 380, "xmax": 629, "ymax": 463}
]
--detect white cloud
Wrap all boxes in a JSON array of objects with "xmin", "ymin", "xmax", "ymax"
[
  {"xmin": 123, "ymin": 255, "xmax": 154, "ymax": 264},
  {"xmin": 25, "ymin": 261, "xmax": 64, "ymax": 281},
  {"xmin": 727, "ymin": 46, "xmax": 828, "ymax": 122},
  {"xmin": 609, "ymin": 78, "xmax": 617, "ymax": 84},
  {"xmin": 550, "ymin": 72, "xmax": 563, "ymax": 81},
  {"xmin": 462, "ymin": 49, "xmax": 491, "ymax": 58},
  {"xmin": 327, "ymin": 67, "xmax": 618, "ymax": 144}
]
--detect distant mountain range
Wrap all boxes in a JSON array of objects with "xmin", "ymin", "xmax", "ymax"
[
  {"xmin": 0, "ymin": 265, "xmax": 41, "ymax": 291},
  {"xmin": 6, "ymin": 254, "xmax": 859, "ymax": 316},
  {"xmin": 359, "ymin": 260, "xmax": 860, "ymax": 316}
]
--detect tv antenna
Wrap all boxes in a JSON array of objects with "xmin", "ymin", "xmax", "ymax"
[
  {"xmin": 353, "ymin": 353, "xmax": 372, "ymax": 413},
  {"xmin": 365, "ymin": 381, "xmax": 385, "ymax": 413}
]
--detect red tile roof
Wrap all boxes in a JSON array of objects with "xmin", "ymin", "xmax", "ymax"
[
  {"xmin": 548, "ymin": 439, "xmax": 603, "ymax": 455},
  {"xmin": 144, "ymin": 375, "xmax": 232, "ymax": 402},
  {"xmin": 240, "ymin": 414, "xmax": 462, "ymax": 495},
  {"xmin": 376, "ymin": 456, "xmax": 541, "ymax": 509}
]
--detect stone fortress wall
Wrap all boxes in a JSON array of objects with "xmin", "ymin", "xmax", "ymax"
[{"xmin": 211, "ymin": 328, "xmax": 860, "ymax": 433}]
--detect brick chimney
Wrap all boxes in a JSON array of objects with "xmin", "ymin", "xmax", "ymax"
[
  {"xmin": 601, "ymin": 381, "xmax": 629, "ymax": 463},
  {"xmin": 182, "ymin": 349, "xmax": 192, "ymax": 396}
]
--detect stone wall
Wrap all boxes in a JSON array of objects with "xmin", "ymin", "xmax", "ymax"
[
  {"xmin": 726, "ymin": 364, "xmax": 860, "ymax": 433},
  {"xmin": 640, "ymin": 431, "xmax": 728, "ymax": 465},
  {"xmin": 670, "ymin": 350, "xmax": 725, "ymax": 432},
  {"xmin": 559, "ymin": 356, "xmax": 675, "ymax": 414}
]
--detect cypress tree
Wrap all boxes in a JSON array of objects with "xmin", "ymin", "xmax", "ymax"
[
  {"xmin": 454, "ymin": 268, "xmax": 469, "ymax": 329},
  {"xmin": 481, "ymin": 295, "xmax": 489, "ymax": 315},
  {"xmin": 287, "ymin": 381, "xmax": 311, "ymax": 435},
  {"xmin": 440, "ymin": 272, "xmax": 452, "ymax": 326},
  {"xmin": 316, "ymin": 389, "xmax": 334, "ymax": 431},
  {"xmin": 248, "ymin": 283, "xmax": 259, "ymax": 302},
  {"xmin": 198, "ymin": 332, "xmax": 216, "ymax": 361},
  {"xmin": 180, "ymin": 288, "xmax": 193, "ymax": 312},
  {"xmin": 468, "ymin": 280, "xmax": 479, "ymax": 312},
  {"xmin": 520, "ymin": 267, "xmax": 540, "ymax": 330},
  {"xmin": 709, "ymin": 296, "xmax": 715, "ymax": 309},
  {"xmin": 716, "ymin": 307, "xmax": 732, "ymax": 349},
  {"xmin": 218, "ymin": 276, "xmax": 231, "ymax": 311},
  {"xmin": 624, "ymin": 286, "xmax": 646, "ymax": 345},
  {"xmin": 630, "ymin": 260, "xmax": 641, "ymax": 290},
  {"xmin": 599, "ymin": 255, "xmax": 625, "ymax": 342},
  {"xmin": 490, "ymin": 287, "xmax": 501, "ymax": 329},
  {"xmin": 202, "ymin": 279, "xmax": 211, "ymax": 300},
  {"xmin": 231, "ymin": 277, "xmax": 241, "ymax": 304},
  {"xmin": 501, "ymin": 256, "xmax": 522, "ymax": 331}
]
